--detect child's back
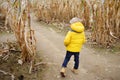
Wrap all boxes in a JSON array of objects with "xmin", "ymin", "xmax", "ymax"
[{"xmin": 64, "ymin": 22, "xmax": 86, "ymax": 52}]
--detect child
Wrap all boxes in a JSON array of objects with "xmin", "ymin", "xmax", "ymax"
[{"xmin": 60, "ymin": 17, "xmax": 86, "ymax": 77}]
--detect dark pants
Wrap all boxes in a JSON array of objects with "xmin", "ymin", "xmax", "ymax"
[{"xmin": 62, "ymin": 51, "xmax": 80, "ymax": 69}]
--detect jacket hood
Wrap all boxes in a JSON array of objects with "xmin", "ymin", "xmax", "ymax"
[{"xmin": 70, "ymin": 22, "xmax": 84, "ymax": 33}]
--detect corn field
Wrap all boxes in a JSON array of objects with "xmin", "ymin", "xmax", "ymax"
[
  {"xmin": 34, "ymin": 0, "xmax": 120, "ymax": 47},
  {"xmin": 1, "ymin": 0, "xmax": 36, "ymax": 73},
  {"xmin": 91, "ymin": 0, "xmax": 120, "ymax": 47},
  {"xmin": 0, "ymin": 0, "xmax": 120, "ymax": 58}
]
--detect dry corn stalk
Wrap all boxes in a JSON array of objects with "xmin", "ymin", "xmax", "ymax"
[
  {"xmin": 91, "ymin": 0, "xmax": 120, "ymax": 47},
  {"xmin": 5, "ymin": 0, "xmax": 36, "ymax": 73}
]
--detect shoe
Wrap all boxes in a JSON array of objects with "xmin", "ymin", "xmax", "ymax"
[
  {"xmin": 60, "ymin": 72, "xmax": 66, "ymax": 77},
  {"xmin": 60, "ymin": 67, "xmax": 66, "ymax": 77},
  {"xmin": 71, "ymin": 68, "xmax": 78, "ymax": 74}
]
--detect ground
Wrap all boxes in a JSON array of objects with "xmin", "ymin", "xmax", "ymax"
[{"xmin": 0, "ymin": 15, "xmax": 120, "ymax": 80}]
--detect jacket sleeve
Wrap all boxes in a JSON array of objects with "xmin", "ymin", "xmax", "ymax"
[{"xmin": 64, "ymin": 31, "xmax": 71, "ymax": 46}]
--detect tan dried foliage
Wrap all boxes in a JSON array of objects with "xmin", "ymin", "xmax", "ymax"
[
  {"xmin": 34, "ymin": 0, "xmax": 120, "ymax": 47},
  {"xmin": 34, "ymin": 0, "xmax": 85, "ymax": 23},
  {"xmin": 5, "ymin": 0, "xmax": 36, "ymax": 63},
  {"xmin": 92, "ymin": 0, "xmax": 120, "ymax": 47}
]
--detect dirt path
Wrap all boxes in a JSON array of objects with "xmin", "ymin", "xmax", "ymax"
[{"xmin": 31, "ymin": 16, "xmax": 120, "ymax": 80}]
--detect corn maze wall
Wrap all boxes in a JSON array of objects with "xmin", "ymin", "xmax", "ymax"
[
  {"xmin": 34, "ymin": 0, "xmax": 120, "ymax": 47},
  {"xmin": 91, "ymin": 0, "xmax": 120, "ymax": 47},
  {"xmin": 0, "ymin": 0, "xmax": 36, "ymax": 73},
  {"xmin": 0, "ymin": 0, "xmax": 120, "ymax": 48}
]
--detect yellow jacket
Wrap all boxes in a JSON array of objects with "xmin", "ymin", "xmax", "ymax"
[{"xmin": 64, "ymin": 22, "xmax": 86, "ymax": 52}]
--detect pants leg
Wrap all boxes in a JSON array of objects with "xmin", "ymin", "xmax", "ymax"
[
  {"xmin": 62, "ymin": 51, "xmax": 72, "ymax": 67},
  {"xmin": 74, "ymin": 52, "xmax": 80, "ymax": 69}
]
